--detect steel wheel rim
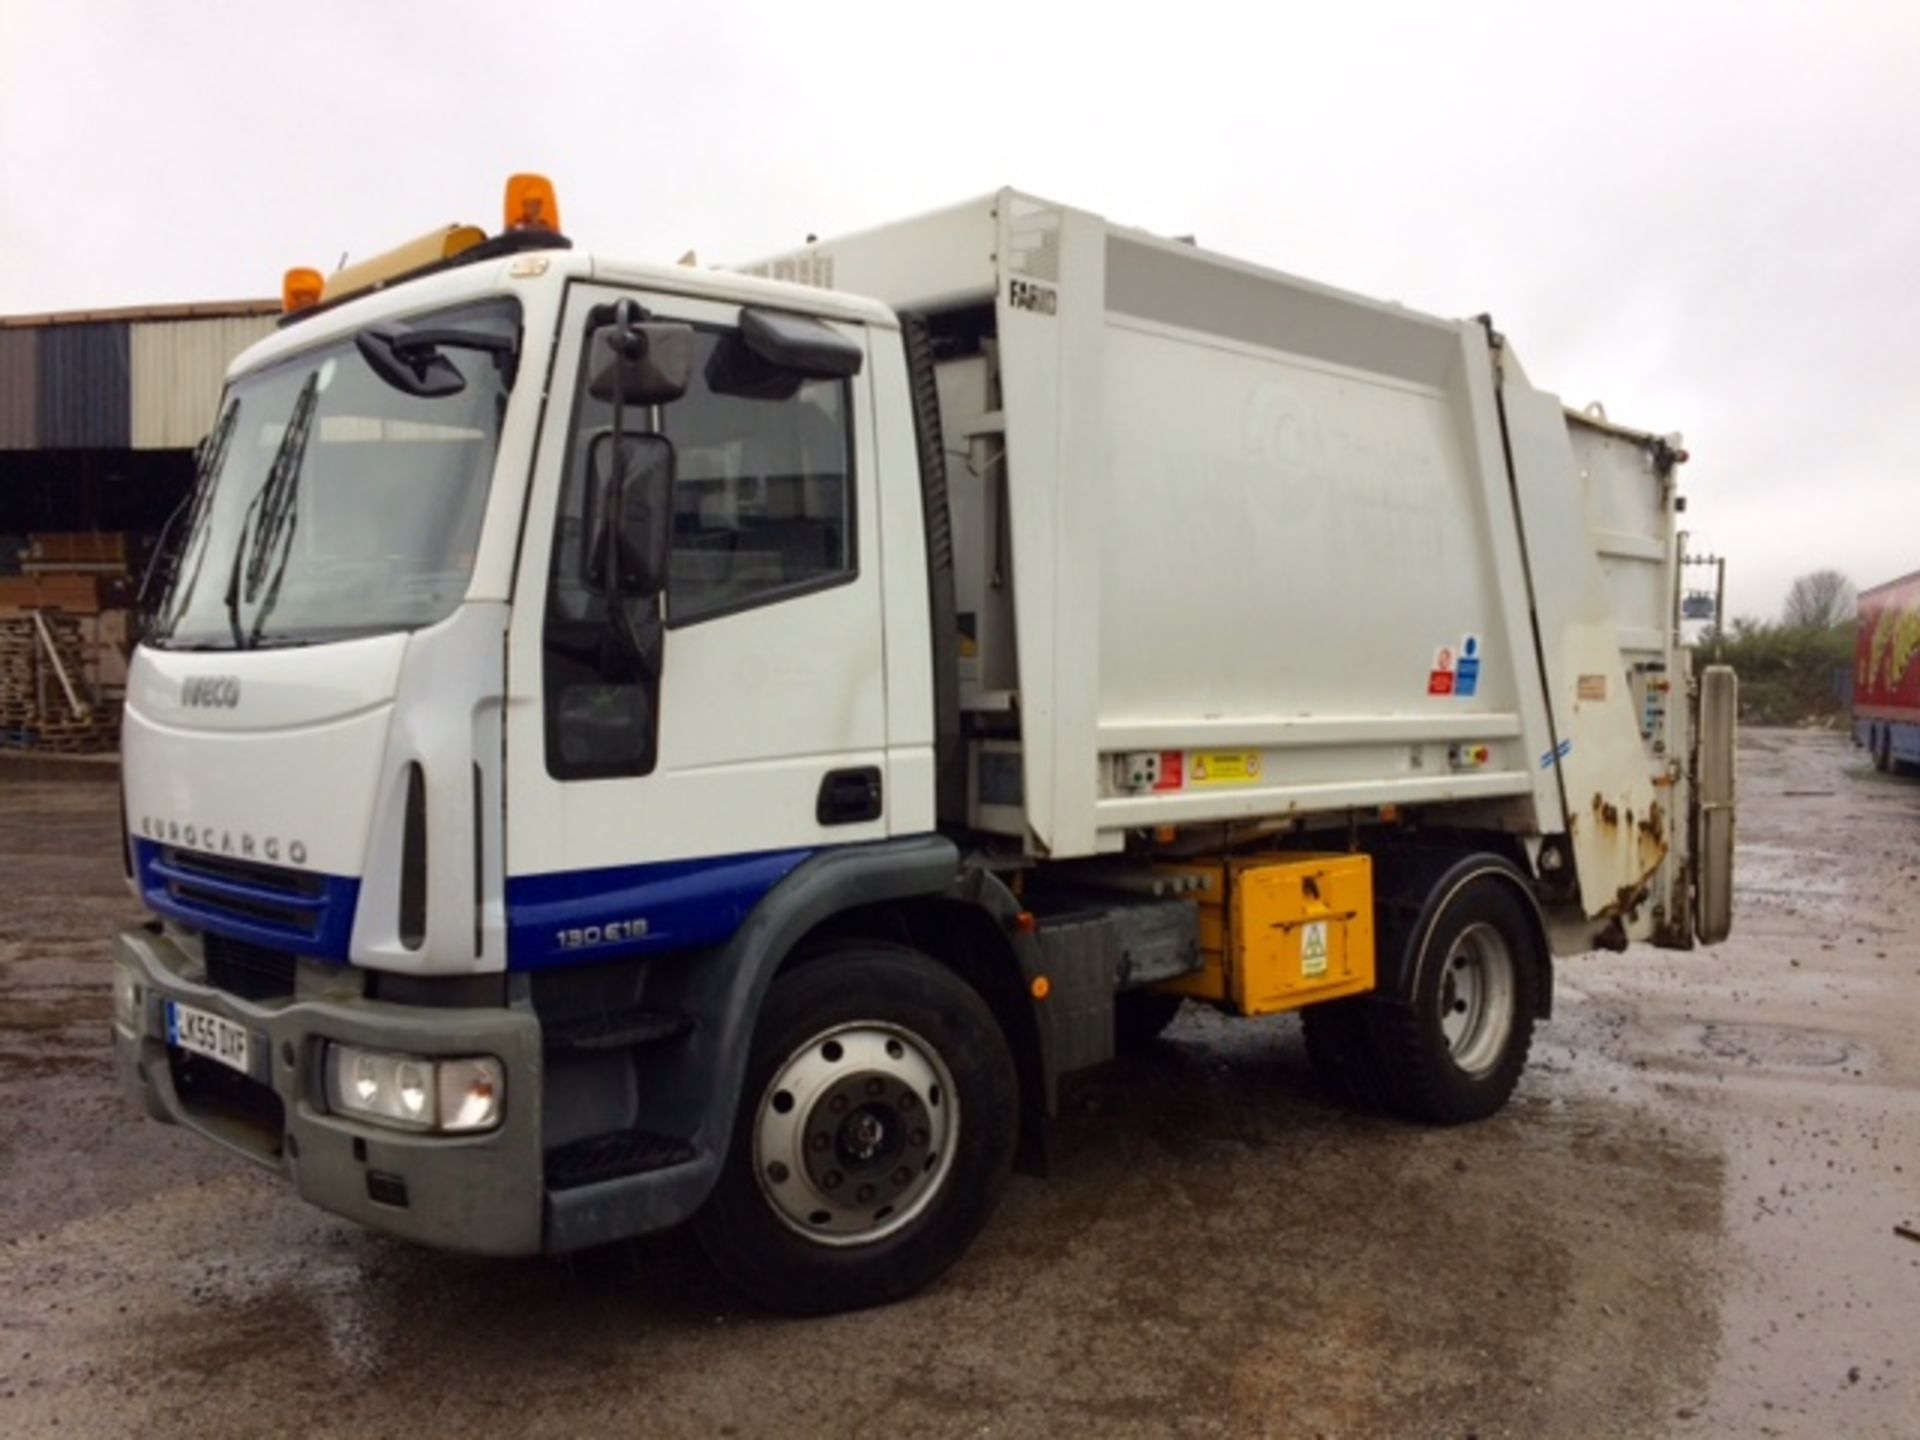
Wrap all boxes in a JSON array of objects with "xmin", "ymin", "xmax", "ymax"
[
  {"xmin": 753, "ymin": 1020, "xmax": 959, "ymax": 1247},
  {"xmin": 1438, "ymin": 922, "xmax": 1516, "ymax": 1075}
]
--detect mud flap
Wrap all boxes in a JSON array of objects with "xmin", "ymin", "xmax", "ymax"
[{"xmin": 1694, "ymin": 665, "xmax": 1737, "ymax": 943}]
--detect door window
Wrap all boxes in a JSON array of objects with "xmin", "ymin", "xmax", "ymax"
[{"xmin": 543, "ymin": 318, "xmax": 858, "ymax": 779}]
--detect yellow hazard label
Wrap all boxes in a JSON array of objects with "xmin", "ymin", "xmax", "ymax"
[
  {"xmin": 1187, "ymin": 751, "xmax": 1263, "ymax": 787},
  {"xmin": 1301, "ymin": 920, "xmax": 1330, "ymax": 978}
]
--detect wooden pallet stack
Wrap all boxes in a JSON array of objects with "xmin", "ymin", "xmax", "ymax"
[
  {"xmin": 0, "ymin": 613, "xmax": 121, "ymax": 753},
  {"xmin": 0, "ymin": 531, "xmax": 132, "ymax": 755}
]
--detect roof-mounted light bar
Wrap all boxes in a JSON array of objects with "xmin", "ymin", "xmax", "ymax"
[
  {"xmin": 321, "ymin": 224, "xmax": 486, "ymax": 304},
  {"xmin": 280, "ymin": 174, "xmax": 567, "ymax": 317}
]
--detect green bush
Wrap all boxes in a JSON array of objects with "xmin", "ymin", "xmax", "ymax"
[{"xmin": 1701, "ymin": 620, "xmax": 1854, "ymax": 726}]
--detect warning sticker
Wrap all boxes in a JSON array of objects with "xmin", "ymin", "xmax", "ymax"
[
  {"xmin": 1188, "ymin": 751, "xmax": 1263, "ymax": 787},
  {"xmin": 1429, "ymin": 644, "xmax": 1457, "ymax": 696},
  {"xmin": 1456, "ymin": 633, "xmax": 1482, "ymax": 699},
  {"xmin": 1577, "ymin": 674, "xmax": 1609, "ymax": 702},
  {"xmin": 1301, "ymin": 920, "xmax": 1330, "ymax": 979}
]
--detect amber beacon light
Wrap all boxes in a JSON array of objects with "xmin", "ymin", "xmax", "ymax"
[
  {"xmin": 505, "ymin": 173, "xmax": 561, "ymax": 233},
  {"xmin": 282, "ymin": 267, "xmax": 324, "ymax": 314}
]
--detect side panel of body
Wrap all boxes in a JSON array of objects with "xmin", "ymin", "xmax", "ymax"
[{"xmin": 1087, "ymin": 239, "xmax": 1562, "ymax": 841}]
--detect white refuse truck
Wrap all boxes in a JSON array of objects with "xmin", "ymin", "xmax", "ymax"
[{"xmin": 110, "ymin": 178, "xmax": 1736, "ymax": 1312}]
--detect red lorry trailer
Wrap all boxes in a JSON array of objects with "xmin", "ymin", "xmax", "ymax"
[{"xmin": 1856, "ymin": 571, "xmax": 1920, "ymax": 771}]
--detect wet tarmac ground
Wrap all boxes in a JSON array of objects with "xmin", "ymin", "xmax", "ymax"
[{"xmin": 1, "ymin": 728, "xmax": 1915, "ymax": 1438}]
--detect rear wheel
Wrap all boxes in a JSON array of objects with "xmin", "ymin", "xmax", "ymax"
[
  {"xmin": 693, "ymin": 945, "xmax": 1017, "ymax": 1314},
  {"xmin": 1364, "ymin": 874, "xmax": 1543, "ymax": 1124},
  {"xmin": 1874, "ymin": 726, "xmax": 1892, "ymax": 773}
]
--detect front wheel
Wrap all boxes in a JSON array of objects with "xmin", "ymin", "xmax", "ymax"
[{"xmin": 693, "ymin": 944, "xmax": 1017, "ymax": 1314}]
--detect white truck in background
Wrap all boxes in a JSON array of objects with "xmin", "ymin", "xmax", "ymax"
[{"xmin": 110, "ymin": 179, "xmax": 1735, "ymax": 1313}]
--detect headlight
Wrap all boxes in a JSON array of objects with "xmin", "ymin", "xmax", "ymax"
[
  {"xmin": 324, "ymin": 1045, "xmax": 504, "ymax": 1134},
  {"xmin": 112, "ymin": 968, "xmax": 141, "ymax": 1029}
]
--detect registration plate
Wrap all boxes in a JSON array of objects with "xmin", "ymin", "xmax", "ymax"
[{"xmin": 166, "ymin": 1000, "xmax": 252, "ymax": 1075}]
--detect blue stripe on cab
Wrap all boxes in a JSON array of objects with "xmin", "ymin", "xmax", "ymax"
[{"xmin": 505, "ymin": 847, "xmax": 817, "ymax": 971}]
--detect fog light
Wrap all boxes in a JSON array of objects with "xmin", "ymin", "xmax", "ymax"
[
  {"xmin": 325, "ymin": 1045, "xmax": 504, "ymax": 1134},
  {"xmin": 112, "ymin": 968, "xmax": 141, "ymax": 1028}
]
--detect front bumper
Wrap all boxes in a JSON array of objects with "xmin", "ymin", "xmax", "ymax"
[{"xmin": 111, "ymin": 925, "xmax": 545, "ymax": 1257}]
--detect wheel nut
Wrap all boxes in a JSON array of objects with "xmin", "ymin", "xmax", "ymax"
[
  {"xmin": 898, "ymin": 1092, "xmax": 918, "ymax": 1111},
  {"xmin": 856, "ymin": 1183, "xmax": 876, "ymax": 1203},
  {"xmin": 911, "ymin": 1128, "xmax": 928, "ymax": 1147},
  {"xmin": 828, "ymin": 1094, "xmax": 849, "ymax": 1114},
  {"xmin": 892, "ymin": 1166, "xmax": 912, "ymax": 1188},
  {"xmin": 824, "ymin": 1170, "xmax": 843, "ymax": 1190},
  {"xmin": 866, "ymin": 1077, "xmax": 886, "ymax": 1097},
  {"xmin": 811, "ymin": 1132, "xmax": 831, "ymax": 1152}
]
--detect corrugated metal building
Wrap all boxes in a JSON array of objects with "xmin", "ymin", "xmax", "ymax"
[
  {"xmin": 0, "ymin": 300, "xmax": 278, "ymax": 454},
  {"xmin": 129, "ymin": 314, "xmax": 278, "ymax": 449},
  {"xmin": 0, "ymin": 329, "xmax": 38, "ymax": 449},
  {"xmin": 1, "ymin": 300, "xmax": 280, "ymax": 754},
  {"xmin": 1, "ymin": 299, "xmax": 277, "ymax": 541},
  {"xmin": 38, "ymin": 322, "xmax": 131, "ymax": 448}
]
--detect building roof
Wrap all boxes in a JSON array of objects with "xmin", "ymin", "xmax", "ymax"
[{"xmin": 0, "ymin": 299, "xmax": 277, "ymax": 331}]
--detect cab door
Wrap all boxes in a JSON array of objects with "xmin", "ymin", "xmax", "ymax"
[{"xmin": 501, "ymin": 283, "xmax": 888, "ymax": 968}]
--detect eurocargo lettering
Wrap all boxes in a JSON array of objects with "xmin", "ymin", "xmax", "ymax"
[{"xmin": 109, "ymin": 176, "xmax": 1737, "ymax": 1313}]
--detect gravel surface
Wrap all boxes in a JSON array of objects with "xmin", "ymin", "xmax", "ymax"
[{"xmin": 0, "ymin": 728, "xmax": 1914, "ymax": 1438}]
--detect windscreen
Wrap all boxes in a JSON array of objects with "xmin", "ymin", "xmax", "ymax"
[{"xmin": 147, "ymin": 298, "xmax": 520, "ymax": 650}]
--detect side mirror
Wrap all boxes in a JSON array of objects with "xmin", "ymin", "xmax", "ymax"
[
  {"xmin": 586, "ymin": 431, "xmax": 674, "ymax": 598},
  {"xmin": 588, "ymin": 321, "xmax": 695, "ymax": 407}
]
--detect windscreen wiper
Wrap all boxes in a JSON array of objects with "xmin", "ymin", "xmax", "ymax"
[
  {"xmin": 223, "ymin": 373, "xmax": 319, "ymax": 649},
  {"xmin": 145, "ymin": 397, "xmax": 240, "ymax": 642}
]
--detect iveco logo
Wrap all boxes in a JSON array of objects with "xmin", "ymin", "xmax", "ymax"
[{"xmin": 182, "ymin": 676, "xmax": 241, "ymax": 709}]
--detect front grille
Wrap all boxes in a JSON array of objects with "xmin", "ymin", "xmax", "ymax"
[
  {"xmin": 204, "ymin": 933, "xmax": 299, "ymax": 1001},
  {"xmin": 149, "ymin": 845, "xmax": 330, "ymax": 945}
]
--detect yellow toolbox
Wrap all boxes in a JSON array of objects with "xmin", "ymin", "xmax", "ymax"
[{"xmin": 1152, "ymin": 853, "xmax": 1375, "ymax": 1015}]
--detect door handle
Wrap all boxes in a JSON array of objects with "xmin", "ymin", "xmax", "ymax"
[{"xmin": 817, "ymin": 767, "xmax": 883, "ymax": 826}]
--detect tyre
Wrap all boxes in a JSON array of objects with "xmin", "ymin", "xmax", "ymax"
[
  {"xmin": 1113, "ymin": 990, "xmax": 1185, "ymax": 1050},
  {"xmin": 1873, "ymin": 726, "xmax": 1892, "ymax": 773},
  {"xmin": 1362, "ymin": 872, "xmax": 1543, "ymax": 1125},
  {"xmin": 693, "ymin": 944, "xmax": 1017, "ymax": 1314}
]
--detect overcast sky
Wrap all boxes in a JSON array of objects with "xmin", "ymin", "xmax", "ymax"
[{"xmin": 3, "ymin": 0, "xmax": 1914, "ymax": 619}]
